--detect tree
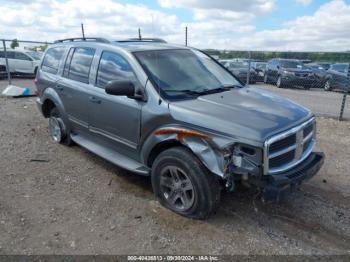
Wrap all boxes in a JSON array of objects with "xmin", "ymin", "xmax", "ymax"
[{"xmin": 10, "ymin": 39, "xmax": 19, "ymax": 49}]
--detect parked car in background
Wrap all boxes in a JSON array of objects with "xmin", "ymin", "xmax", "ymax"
[
  {"xmin": 264, "ymin": 59, "xmax": 314, "ymax": 89},
  {"xmin": 306, "ymin": 63, "xmax": 328, "ymax": 88},
  {"xmin": 324, "ymin": 63, "xmax": 350, "ymax": 91},
  {"xmin": 251, "ymin": 62, "xmax": 267, "ymax": 82},
  {"xmin": 0, "ymin": 50, "xmax": 42, "ymax": 77},
  {"xmin": 35, "ymin": 37, "xmax": 324, "ymax": 219},
  {"xmin": 223, "ymin": 60, "xmax": 257, "ymax": 84},
  {"xmin": 0, "ymin": 64, "xmax": 6, "ymax": 79}
]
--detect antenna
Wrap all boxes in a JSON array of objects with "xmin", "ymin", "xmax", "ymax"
[
  {"xmin": 185, "ymin": 26, "xmax": 188, "ymax": 46},
  {"xmin": 138, "ymin": 28, "xmax": 142, "ymax": 40},
  {"xmin": 81, "ymin": 23, "xmax": 85, "ymax": 39}
]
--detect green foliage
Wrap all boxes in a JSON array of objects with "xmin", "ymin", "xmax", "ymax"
[
  {"xmin": 203, "ymin": 49, "xmax": 350, "ymax": 63},
  {"xmin": 10, "ymin": 39, "xmax": 19, "ymax": 49}
]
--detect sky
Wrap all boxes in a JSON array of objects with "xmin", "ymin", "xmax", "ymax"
[{"xmin": 0, "ymin": 0, "xmax": 350, "ymax": 51}]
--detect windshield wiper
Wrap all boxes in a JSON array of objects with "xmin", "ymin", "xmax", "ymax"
[
  {"xmin": 197, "ymin": 85, "xmax": 240, "ymax": 95},
  {"xmin": 163, "ymin": 89, "xmax": 203, "ymax": 97}
]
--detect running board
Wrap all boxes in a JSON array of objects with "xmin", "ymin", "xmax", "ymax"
[{"xmin": 71, "ymin": 133, "xmax": 150, "ymax": 176}]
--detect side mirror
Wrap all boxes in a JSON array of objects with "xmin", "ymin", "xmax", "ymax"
[
  {"xmin": 105, "ymin": 80, "xmax": 136, "ymax": 98},
  {"xmin": 276, "ymin": 65, "xmax": 280, "ymax": 69}
]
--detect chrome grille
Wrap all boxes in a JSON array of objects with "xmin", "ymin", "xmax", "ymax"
[{"xmin": 264, "ymin": 118, "xmax": 316, "ymax": 175}]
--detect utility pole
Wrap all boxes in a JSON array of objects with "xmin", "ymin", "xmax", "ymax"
[
  {"xmin": 339, "ymin": 63, "xmax": 349, "ymax": 121},
  {"xmin": 138, "ymin": 28, "xmax": 142, "ymax": 40},
  {"xmin": 2, "ymin": 40, "xmax": 11, "ymax": 85},
  {"xmin": 185, "ymin": 26, "xmax": 188, "ymax": 46},
  {"xmin": 81, "ymin": 23, "xmax": 85, "ymax": 39},
  {"xmin": 246, "ymin": 51, "xmax": 252, "ymax": 86}
]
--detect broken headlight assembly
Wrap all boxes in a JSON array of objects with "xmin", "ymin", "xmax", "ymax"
[{"xmin": 222, "ymin": 143, "xmax": 263, "ymax": 177}]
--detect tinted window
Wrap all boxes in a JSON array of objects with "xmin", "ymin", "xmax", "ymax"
[
  {"xmin": 68, "ymin": 47, "xmax": 95, "ymax": 84},
  {"xmin": 42, "ymin": 47, "xmax": 66, "ymax": 74},
  {"xmin": 63, "ymin": 48, "xmax": 75, "ymax": 78},
  {"xmin": 280, "ymin": 60, "xmax": 303, "ymax": 69},
  {"xmin": 15, "ymin": 52, "xmax": 32, "ymax": 61},
  {"xmin": 333, "ymin": 64, "xmax": 348, "ymax": 73},
  {"xmin": 96, "ymin": 51, "xmax": 136, "ymax": 88},
  {"xmin": 1, "ymin": 51, "xmax": 15, "ymax": 59}
]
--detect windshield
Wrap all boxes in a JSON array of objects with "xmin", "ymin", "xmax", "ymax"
[
  {"xmin": 255, "ymin": 63, "xmax": 266, "ymax": 70},
  {"xmin": 134, "ymin": 49, "xmax": 241, "ymax": 100},
  {"xmin": 280, "ymin": 60, "xmax": 304, "ymax": 69},
  {"xmin": 26, "ymin": 51, "xmax": 42, "ymax": 60}
]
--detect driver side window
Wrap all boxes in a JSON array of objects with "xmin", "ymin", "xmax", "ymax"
[{"xmin": 96, "ymin": 51, "xmax": 136, "ymax": 88}]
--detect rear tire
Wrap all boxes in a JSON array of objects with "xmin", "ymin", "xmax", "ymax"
[
  {"xmin": 151, "ymin": 147, "xmax": 221, "ymax": 219},
  {"xmin": 49, "ymin": 108, "xmax": 73, "ymax": 146}
]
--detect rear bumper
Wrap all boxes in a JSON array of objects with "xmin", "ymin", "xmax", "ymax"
[{"xmin": 247, "ymin": 152, "xmax": 324, "ymax": 200}]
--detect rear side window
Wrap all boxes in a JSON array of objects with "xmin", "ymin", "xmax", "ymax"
[
  {"xmin": 96, "ymin": 51, "xmax": 136, "ymax": 88},
  {"xmin": 42, "ymin": 47, "xmax": 65, "ymax": 74},
  {"xmin": 68, "ymin": 47, "xmax": 95, "ymax": 84},
  {"xmin": 15, "ymin": 52, "xmax": 31, "ymax": 61}
]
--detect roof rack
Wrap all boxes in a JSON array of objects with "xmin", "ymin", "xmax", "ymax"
[
  {"xmin": 54, "ymin": 37, "xmax": 110, "ymax": 44},
  {"xmin": 116, "ymin": 38, "xmax": 167, "ymax": 43}
]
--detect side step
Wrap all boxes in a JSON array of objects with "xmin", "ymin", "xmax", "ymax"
[{"xmin": 71, "ymin": 133, "xmax": 150, "ymax": 176}]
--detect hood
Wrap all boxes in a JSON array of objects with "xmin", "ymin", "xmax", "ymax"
[{"xmin": 169, "ymin": 87, "xmax": 312, "ymax": 143}]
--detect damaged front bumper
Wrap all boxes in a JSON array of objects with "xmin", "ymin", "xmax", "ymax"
[{"xmin": 261, "ymin": 152, "xmax": 324, "ymax": 200}]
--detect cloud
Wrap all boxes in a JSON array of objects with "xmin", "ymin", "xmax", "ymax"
[
  {"xmin": 0, "ymin": 0, "xmax": 349, "ymax": 51},
  {"xmin": 158, "ymin": 0, "xmax": 275, "ymax": 14},
  {"xmin": 295, "ymin": 0, "xmax": 313, "ymax": 6}
]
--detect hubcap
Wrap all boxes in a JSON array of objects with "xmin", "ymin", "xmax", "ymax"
[
  {"xmin": 277, "ymin": 77, "xmax": 281, "ymax": 87},
  {"xmin": 49, "ymin": 117, "xmax": 62, "ymax": 143},
  {"xmin": 159, "ymin": 166, "xmax": 195, "ymax": 211},
  {"xmin": 325, "ymin": 81, "xmax": 330, "ymax": 90}
]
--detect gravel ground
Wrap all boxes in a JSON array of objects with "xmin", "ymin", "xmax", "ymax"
[{"xmin": 0, "ymin": 79, "xmax": 350, "ymax": 255}]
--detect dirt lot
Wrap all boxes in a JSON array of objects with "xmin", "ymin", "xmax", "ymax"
[{"xmin": 0, "ymin": 80, "xmax": 350, "ymax": 255}]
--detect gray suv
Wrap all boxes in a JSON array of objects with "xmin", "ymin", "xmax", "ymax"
[{"xmin": 36, "ymin": 38, "xmax": 324, "ymax": 219}]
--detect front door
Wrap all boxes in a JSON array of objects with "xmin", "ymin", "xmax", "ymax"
[{"xmin": 88, "ymin": 51, "xmax": 142, "ymax": 157}]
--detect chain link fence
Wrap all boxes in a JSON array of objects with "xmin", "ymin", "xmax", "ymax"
[{"xmin": 207, "ymin": 50, "xmax": 350, "ymax": 121}]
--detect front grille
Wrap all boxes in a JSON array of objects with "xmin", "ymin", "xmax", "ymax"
[
  {"xmin": 269, "ymin": 150, "xmax": 295, "ymax": 168},
  {"xmin": 269, "ymin": 134, "xmax": 296, "ymax": 154},
  {"xmin": 264, "ymin": 118, "xmax": 316, "ymax": 175}
]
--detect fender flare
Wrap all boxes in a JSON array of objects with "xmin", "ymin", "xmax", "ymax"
[{"xmin": 140, "ymin": 126, "xmax": 225, "ymax": 177}]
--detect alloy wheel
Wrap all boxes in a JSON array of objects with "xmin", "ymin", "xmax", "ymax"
[{"xmin": 159, "ymin": 166, "xmax": 195, "ymax": 212}]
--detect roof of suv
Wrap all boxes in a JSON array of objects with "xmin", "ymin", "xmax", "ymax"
[{"xmin": 52, "ymin": 38, "xmax": 188, "ymax": 52}]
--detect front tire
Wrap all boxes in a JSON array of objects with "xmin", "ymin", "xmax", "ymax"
[
  {"xmin": 324, "ymin": 79, "xmax": 332, "ymax": 91},
  {"xmin": 151, "ymin": 147, "xmax": 221, "ymax": 219},
  {"xmin": 276, "ymin": 76, "xmax": 284, "ymax": 88}
]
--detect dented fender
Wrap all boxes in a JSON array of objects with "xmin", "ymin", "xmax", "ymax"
[{"xmin": 141, "ymin": 126, "xmax": 228, "ymax": 177}]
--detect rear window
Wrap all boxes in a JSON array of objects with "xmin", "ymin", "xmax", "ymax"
[
  {"xmin": 42, "ymin": 47, "xmax": 66, "ymax": 74},
  {"xmin": 67, "ymin": 47, "xmax": 95, "ymax": 84}
]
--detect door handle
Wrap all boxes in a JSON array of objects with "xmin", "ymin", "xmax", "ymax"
[{"xmin": 89, "ymin": 96, "xmax": 101, "ymax": 104}]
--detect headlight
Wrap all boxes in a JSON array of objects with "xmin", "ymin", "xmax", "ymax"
[{"xmin": 283, "ymin": 70, "xmax": 294, "ymax": 75}]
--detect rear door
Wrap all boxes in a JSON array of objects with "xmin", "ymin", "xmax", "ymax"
[
  {"xmin": 88, "ymin": 50, "xmax": 142, "ymax": 156},
  {"xmin": 57, "ymin": 47, "xmax": 96, "ymax": 130},
  {"xmin": 13, "ymin": 51, "xmax": 34, "ymax": 74}
]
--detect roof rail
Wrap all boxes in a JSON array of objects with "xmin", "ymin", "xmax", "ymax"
[
  {"xmin": 116, "ymin": 38, "xmax": 167, "ymax": 43},
  {"xmin": 54, "ymin": 37, "xmax": 110, "ymax": 44}
]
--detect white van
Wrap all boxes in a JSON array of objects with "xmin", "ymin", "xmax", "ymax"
[{"xmin": 0, "ymin": 50, "xmax": 42, "ymax": 76}]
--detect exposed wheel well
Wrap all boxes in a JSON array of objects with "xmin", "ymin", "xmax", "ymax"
[
  {"xmin": 42, "ymin": 99, "xmax": 56, "ymax": 118},
  {"xmin": 147, "ymin": 140, "xmax": 183, "ymax": 168}
]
